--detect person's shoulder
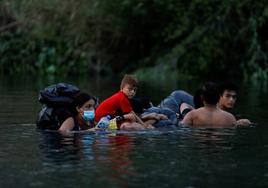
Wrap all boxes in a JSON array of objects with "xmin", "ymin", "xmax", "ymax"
[
  {"xmin": 186, "ymin": 108, "xmax": 201, "ymax": 117},
  {"xmin": 220, "ymin": 108, "xmax": 235, "ymax": 117},
  {"xmin": 221, "ymin": 109, "xmax": 236, "ymax": 122},
  {"xmin": 117, "ymin": 91, "xmax": 129, "ymax": 100},
  {"xmin": 193, "ymin": 107, "xmax": 205, "ymax": 114},
  {"xmin": 117, "ymin": 90, "xmax": 125, "ymax": 96}
]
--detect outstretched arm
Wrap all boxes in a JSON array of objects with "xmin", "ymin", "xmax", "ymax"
[
  {"xmin": 236, "ymin": 118, "xmax": 251, "ymax": 126},
  {"xmin": 123, "ymin": 111, "xmax": 154, "ymax": 129},
  {"xmin": 134, "ymin": 112, "xmax": 155, "ymax": 128}
]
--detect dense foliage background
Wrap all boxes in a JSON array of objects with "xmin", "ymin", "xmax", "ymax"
[{"xmin": 0, "ymin": 0, "xmax": 267, "ymax": 80}]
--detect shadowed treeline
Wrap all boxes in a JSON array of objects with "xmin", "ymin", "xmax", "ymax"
[{"xmin": 0, "ymin": 0, "xmax": 267, "ymax": 80}]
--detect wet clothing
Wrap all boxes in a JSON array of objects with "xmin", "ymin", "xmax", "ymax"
[
  {"xmin": 95, "ymin": 91, "xmax": 133, "ymax": 122},
  {"xmin": 158, "ymin": 90, "xmax": 194, "ymax": 120},
  {"xmin": 142, "ymin": 107, "xmax": 178, "ymax": 128},
  {"xmin": 130, "ymin": 92, "xmax": 194, "ymax": 127}
]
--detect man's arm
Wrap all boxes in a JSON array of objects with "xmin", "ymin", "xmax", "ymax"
[
  {"xmin": 122, "ymin": 111, "xmax": 154, "ymax": 129},
  {"xmin": 236, "ymin": 118, "xmax": 251, "ymax": 126},
  {"xmin": 132, "ymin": 112, "xmax": 154, "ymax": 129}
]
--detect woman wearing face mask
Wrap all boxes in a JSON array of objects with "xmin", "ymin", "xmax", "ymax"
[{"xmin": 58, "ymin": 92, "xmax": 98, "ymax": 133}]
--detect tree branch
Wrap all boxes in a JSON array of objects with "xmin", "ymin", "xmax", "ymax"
[{"xmin": 0, "ymin": 21, "xmax": 20, "ymax": 32}]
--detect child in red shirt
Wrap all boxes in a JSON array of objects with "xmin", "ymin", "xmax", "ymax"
[{"xmin": 95, "ymin": 74, "xmax": 154, "ymax": 130}]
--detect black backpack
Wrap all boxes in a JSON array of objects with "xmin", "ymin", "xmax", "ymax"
[
  {"xmin": 37, "ymin": 83, "xmax": 80, "ymax": 130},
  {"xmin": 39, "ymin": 83, "xmax": 80, "ymax": 107}
]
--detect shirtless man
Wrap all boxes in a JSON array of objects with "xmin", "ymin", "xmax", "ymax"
[
  {"xmin": 218, "ymin": 82, "xmax": 251, "ymax": 126},
  {"xmin": 181, "ymin": 82, "xmax": 237, "ymax": 128}
]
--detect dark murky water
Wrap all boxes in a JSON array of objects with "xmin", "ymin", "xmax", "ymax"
[{"xmin": 0, "ymin": 74, "xmax": 267, "ymax": 188}]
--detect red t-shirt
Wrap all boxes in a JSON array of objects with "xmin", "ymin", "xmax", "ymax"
[{"xmin": 95, "ymin": 91, "xmax": 133, "ymax": 122}]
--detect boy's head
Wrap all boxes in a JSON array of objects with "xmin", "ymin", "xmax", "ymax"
[
  {"xmin": 120, "ymin": 74, "xmax": 138, "ymax": 99},
  {"xmin": 218, "ymin": 82, "xmax": 237, "ymax": 110}
]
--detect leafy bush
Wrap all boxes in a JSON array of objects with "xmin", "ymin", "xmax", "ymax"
[{"xmin": 0, "ymin": 0, "xmax": 267, "ymax": 80}]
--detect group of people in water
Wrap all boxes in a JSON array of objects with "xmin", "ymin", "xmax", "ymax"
[{"xmin": 37, "ymin": 74, "xmax": 252, "ymax": 133}]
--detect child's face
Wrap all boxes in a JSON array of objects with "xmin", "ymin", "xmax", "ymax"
[{"xmin": 121, "ymin": 84, "xmax": 137, "ymax": 99}]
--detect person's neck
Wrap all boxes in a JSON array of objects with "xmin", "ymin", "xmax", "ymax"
[
  {"xmin": 217, "ymin": 103, "xmax": 228, "ymax": 111},
  {"xmin": 204, "ymin": 103, "xmax": 217, "ymax": 109}
]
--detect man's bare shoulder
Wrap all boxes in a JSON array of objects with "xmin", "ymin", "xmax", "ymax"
[
  {"xmin": 186, "ymin": 107, "xmax": 204, "ymax": 117},
  {"xmin": 192, "ymin": 107, "xmax": 206, "ymax": 113},
  {"xmin": 220, "ymin": 108, "xmax": 236, "ymax": 118},
  {"xmin": 219, "ymin": 109, "xmax": 237, "ymax": 125}
]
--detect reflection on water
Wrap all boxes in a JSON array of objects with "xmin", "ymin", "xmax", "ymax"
[
  {"xmin": 37, "ymin": 130, "xmax": 137, "ymax": 187},
  {"xmin": 0, "ymin": 124, "xmax": 268, "ymax": 188},
  {"xmin": 0, "ymin": 75, "xmax": 268, "ymax": 187}
]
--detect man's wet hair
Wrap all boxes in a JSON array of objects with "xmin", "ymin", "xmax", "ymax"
[
  {"xmin": 193, "ymin": 88, "xmax": 204, "ymax": 108},
  {"xmin": 202, "ymin": 82, "xmax": 220, "ymax": 105},
  {"xmin": 218, "ymin": 81, "xmax": 238, "ymax": 95}
]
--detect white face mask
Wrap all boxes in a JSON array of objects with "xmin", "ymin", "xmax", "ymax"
[{"xmin": 82, "ymin": 110, "xmax": 95, "ymax": 121}]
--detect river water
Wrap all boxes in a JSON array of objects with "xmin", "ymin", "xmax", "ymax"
[{"xmin": 0, "ymin": 74, "xmax": 267, "ymax": 188}]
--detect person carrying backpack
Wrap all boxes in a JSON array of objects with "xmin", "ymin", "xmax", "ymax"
[{"xmin": 37, "ymin": 83, "xmax": 98, "ymax": 133}]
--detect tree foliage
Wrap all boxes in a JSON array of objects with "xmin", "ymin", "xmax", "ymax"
[{"xmin": 0, "ymin": 0, "xmax": 267, "ymax": 79}]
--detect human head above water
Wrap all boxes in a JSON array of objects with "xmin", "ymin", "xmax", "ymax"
[
  {"xmin": 218, "ymin": 81, "xmax": 237, "ymax": 110},
  {"xmin": 120, "ymin": 74, "xmax": 139, "ymax": 89},
  {"xmin": 120, "ymin": 74, "xmax": 139, "ymax": 99},
  {"xmin": 74, "ymin": 92, "xmax": 98, "ymax": 112},
  {"xmin": 218, "ymin": 81, "xmax": 238, "ymax": 96},
  {"xmin": 201, "ymin": 82, "xmax": 220, "ymax": 105}
]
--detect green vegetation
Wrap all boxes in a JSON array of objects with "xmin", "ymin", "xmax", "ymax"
[{"xmin": 0, "ymin": 0, "xmax": 267, "ymax": 80}]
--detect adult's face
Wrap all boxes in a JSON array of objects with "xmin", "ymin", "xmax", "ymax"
[
  {"xmin": 76, "ymin": 99, "xmax": 96, "ymax": 114},
  {"xmin": 219, "ymin": 90, "xmax": 237, "ymax": 110}
]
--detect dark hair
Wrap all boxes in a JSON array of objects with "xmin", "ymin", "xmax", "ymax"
[
  {"xmin": 202, "ymin": 82, "xmax": 220, "ymax": 105},
  {"xmin": 73, "ymin": 92, "xmax": 98, "ymax": 108},
  {"xmin": 218, "ymin": 81, "xmax": 237, "ymax": 95},
  {"xmin": 120, "ymin": 74, "xmax": 138, "ymax": 89},
  {"xmin": 193, "ymin": 88, "xmax": 204, "ymax": 108},
  {"xmin": 130, "ymin": 96, "xmax": 152, "ymax": 114}
]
